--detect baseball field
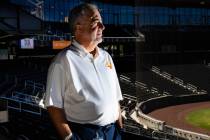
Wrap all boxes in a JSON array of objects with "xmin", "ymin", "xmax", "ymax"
[
  {"xmin": 185, "ymin": 108, "xmax": 210, "ymax": 131},
  {"xmin": 148, "ymin": 101, "xmax": 210, "ymax": 135}
]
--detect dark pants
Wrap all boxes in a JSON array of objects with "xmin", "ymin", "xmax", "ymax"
[{"xmin": 68, "ymin": 121, "xmax": 122, "ymax": 140}]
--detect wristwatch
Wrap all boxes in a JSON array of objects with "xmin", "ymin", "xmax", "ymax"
[{"xmin": 64, "ymin": 132, "xmax": 73, "ymax": 140}]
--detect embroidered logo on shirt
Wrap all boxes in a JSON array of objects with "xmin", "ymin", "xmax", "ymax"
[{"xmin": 105, "ymin": 58, "xmax": 112, "ymax": 69}]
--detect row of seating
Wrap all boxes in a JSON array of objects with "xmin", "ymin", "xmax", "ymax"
[
  {"xmin": 151, "ymin": 66, "xmax": 208, "ymax": 94},
  {"xmin": 11, "ymin": 80, "xmax": 45, "ymax": 105},
  {"xmin": 119, "ymin": 74, "xmax": 163, "ymax": 102}
]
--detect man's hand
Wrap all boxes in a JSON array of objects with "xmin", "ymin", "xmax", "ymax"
[
  {"xmin": 117, "ymin": 103, "xmax": 123, "ymax": 129},
  {"xmin": 47, "ymin": 106, "xmax": 72, "ymax": 140}
]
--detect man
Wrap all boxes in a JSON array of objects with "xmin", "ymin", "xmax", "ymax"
[{"xmin": 45, "ymin": 3, "xmax": 123, "ymax": 140}]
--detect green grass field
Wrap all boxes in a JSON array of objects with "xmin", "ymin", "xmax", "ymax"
[{"xmin": 185, "ymin": 108, "xmax": 210, "ymax": 131}]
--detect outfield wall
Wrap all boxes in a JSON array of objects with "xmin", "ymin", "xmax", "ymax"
[{"xmin": 139, "ymin": 94, "xmax": 210, "ymax": 114}]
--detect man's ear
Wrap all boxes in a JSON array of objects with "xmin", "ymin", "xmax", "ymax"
[{"xmin": 75, "ymin": 25, "xmax": 81, "ymax": 32}]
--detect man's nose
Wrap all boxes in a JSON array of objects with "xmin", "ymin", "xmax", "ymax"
[{"xmin": 98, "ymin": 22, "xmax": 105, "ymax": 30}]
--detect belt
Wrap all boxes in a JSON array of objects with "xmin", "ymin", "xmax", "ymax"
[{"xmin": 68, "ymin": 121, "xmax": 115, "ymax": 130}]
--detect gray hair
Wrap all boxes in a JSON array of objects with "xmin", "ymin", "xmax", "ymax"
[{"xmin": 68, "ymin": 3, "xmax": 98, "ymax": 35}]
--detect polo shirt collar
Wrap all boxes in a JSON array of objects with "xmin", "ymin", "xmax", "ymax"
[{"xmin": 71, "ymin": 40, "xmax": 100, "ymax": 59}]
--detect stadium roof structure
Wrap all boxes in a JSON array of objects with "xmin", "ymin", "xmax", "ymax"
[
  {"xmin": 91, "ymin": 0, "xmax": 210, "ymax": 8},
  {"xmin": 0, "ymin": 2, "xmax": 42, "ymax": 42}
]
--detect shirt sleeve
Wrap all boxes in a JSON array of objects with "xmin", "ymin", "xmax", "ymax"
[
  {"xmin": 108, "ymin": 54, "xmax": 123, "ymax": 101},
  {"xmin": 44, "ymin": 62, "xmax": 66, "ymax": 108}
]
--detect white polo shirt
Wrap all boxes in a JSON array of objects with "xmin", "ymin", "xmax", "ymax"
[{"xmin": 45, "ymin": 40, "xmax": 123, "ymax": 126}]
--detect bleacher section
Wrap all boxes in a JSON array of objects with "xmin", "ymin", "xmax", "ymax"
[
  {"xmin": 119, "ymin": 75, "xmax": 136, "ymax": 96},
  {"xmin": 11, "ymin": 80, "xmax": 45, "ymax": 105},
  {"xmin": 120, "ymin": 70, "xmax": 193, "ymax": 102},
  {"xmin": 119, "ymin": 74, "xmax": 163, "ymax": 102},
  {"xmin": 1, "ymin": 80, "xmax": 45, "ymax": 115},
  {"xmin": 151, "ymin": 65, "xmax": 209, "ymax": 95},
  {"xmin": 140, "ymin": 70, "xmax": 192, "ymax": 95},
  {"xmin": 159, "ymin": 64, "xmax": 210, "ymax": 93}
]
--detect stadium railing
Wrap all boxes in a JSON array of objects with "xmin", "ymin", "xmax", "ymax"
[
  {"xmin": 150, "ymin": 66, "xmax": 208, "ymax": 95},
  {"xmin": 165, "ymin": 125, "xmax": 210, "ymax": 140}
]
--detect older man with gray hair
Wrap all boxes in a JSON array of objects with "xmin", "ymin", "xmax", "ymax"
[{"xmin": 45, "ymin": 3, "xmax": 123, "ymax": 140}]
